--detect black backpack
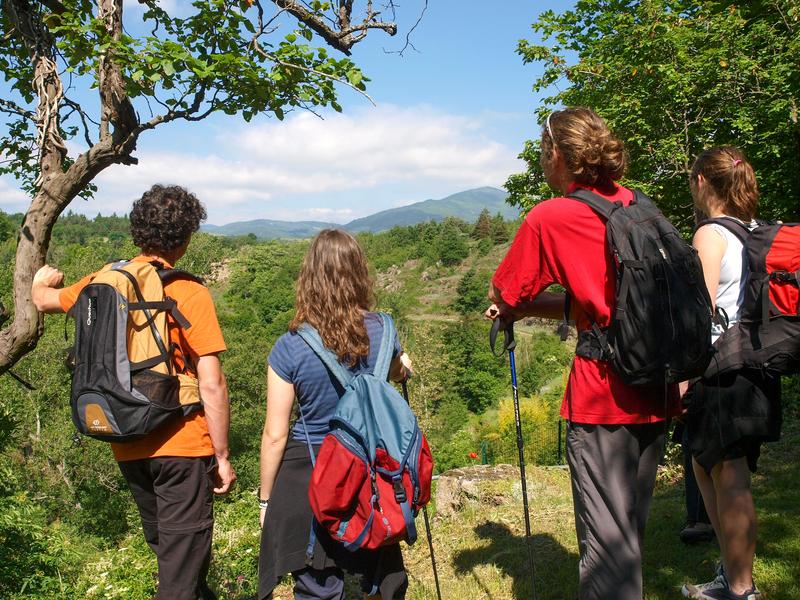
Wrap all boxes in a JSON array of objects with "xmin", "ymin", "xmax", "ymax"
[
  {"xmin": 69, "ymin": 260, "xmax": 204, "ymax": 442},
  {"xmin": 561, "ymin": 189, "xmax": 713, "ymax": 386},
  {"xmin": 699, "ymin": 217, "xmax": 800, "ymax": 377}
]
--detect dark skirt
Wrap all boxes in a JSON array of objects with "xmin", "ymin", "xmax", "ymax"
[
  {"xmin": 686, "ymin": 369, "xmax": 782, "ymax": 473},
  {"xmin": 258, "ymin": 439, "xmax": 407, "ymax": 599}
]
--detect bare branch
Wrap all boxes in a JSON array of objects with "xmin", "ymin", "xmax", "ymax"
[
  {"xmin": 97, "ymin": 0, "xmax": 138, "ymax": 142},
  {"xmin": 271, "ymin": 0, "xmax": 397, "ymax": 55},
  {"xmin": 61, "ymin": 97, "xmax": 96, "ymax": 147},
  {"xmin": 0, "ymin": 97, "xmax": 35, "ymax": 120},
  {"xmin": 5, "ymin": 0, "xmax": 68, "ymax": 186},
  {"xmin": 389, "ymin": 0, "xmax": 427, "ymax": 57}
]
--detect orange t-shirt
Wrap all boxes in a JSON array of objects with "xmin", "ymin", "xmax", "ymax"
[{"xmin": 59, "ymin": 255, "xmax": 227, "ymax": 461}]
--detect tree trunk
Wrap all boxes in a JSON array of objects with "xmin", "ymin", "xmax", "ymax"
[{"xmin": 0, "ymin": 0, "xmax": 138, "ymax": 375}]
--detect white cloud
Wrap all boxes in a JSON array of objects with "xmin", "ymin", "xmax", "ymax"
[
  {"xmin": 1, "ymin": 104, "xmax": 523, "ymax": 224},
  {"xmin": 306, "ymin": 207, "xmax": 356, "ymax": 220},
  {"xmin": 0, "ymin": 178, "xmax": 29, "ymax": 213},
  {"xmin": 232, "ymin": 104, "xmax": 516, "ymax": 191}
]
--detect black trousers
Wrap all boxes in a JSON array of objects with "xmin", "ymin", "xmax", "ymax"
[
  {"xmin": 118, "ymin": 456, "xmax": 217, "ymax": 600},
  {"xmin": 682, "ymin": 425, "xmax": 710, "ymax": 524}
]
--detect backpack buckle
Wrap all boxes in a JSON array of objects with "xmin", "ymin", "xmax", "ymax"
[{"xmin": 392, "ymin": 478, "xmax": 407, "ymax": 503}]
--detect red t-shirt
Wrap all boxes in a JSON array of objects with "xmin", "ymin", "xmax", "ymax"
[{"xmin": 492, "ymin": 183, "xmax": 679, "ymax": 425}]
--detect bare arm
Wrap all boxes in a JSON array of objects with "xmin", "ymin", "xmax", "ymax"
[
  {"xmin": 692, "ymin": 225, "xmax": 726, "ymax": 311},
  {"xmin": 31, "ymin": 265, "xmax": 65, "ymax": 313},
  {"xmin": 389, "ymin": 352, "xmax": 413, "ymax": 382},
  {"xmin": 486, "ymin": 285, "xmax": 567, "ymax": 322},
  {"xmin": 259, "ymin": 365, "xmax": 294, "ymax": 526},
  {"xmin": 197, "ymin": 354, "xmax": 236, "ymax": 494}
]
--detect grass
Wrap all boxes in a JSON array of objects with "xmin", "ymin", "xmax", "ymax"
[{"xmin": 377, "ymin": 421, "xmax": 800, "ymax": 600}]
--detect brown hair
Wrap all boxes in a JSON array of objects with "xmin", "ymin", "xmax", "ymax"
[
  {"xmin": 541, "ymin": 107, "xmax": 627, "ymax": 190},
  {"xmin": 690, "ymin": 146, "xmax": 758, "ymax": 221},
  {"xmin": 290, "ymin": 229, "xmax": 375, "ymax": 367},
  {"xmin": 130, "ymin": 185, "xmax": 207, "ymax": 253}
]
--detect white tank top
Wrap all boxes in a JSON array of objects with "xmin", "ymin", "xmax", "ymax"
[{"xmin": 705, "ymin": 217, "xmax": 754, "ymax": 342}]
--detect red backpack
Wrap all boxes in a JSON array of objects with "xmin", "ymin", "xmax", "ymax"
[
  {"xmin": 702, "ymin": 218, "xmax": 800, "ymax": 377},
  {"xmin": 296, "ymin": 314, "xmax": 433, "ymax": 553}
]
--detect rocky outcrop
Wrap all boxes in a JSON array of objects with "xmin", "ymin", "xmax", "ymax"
[{"xmin": 435, "ymin": 464, "xmax": 520, "ymax": 517}]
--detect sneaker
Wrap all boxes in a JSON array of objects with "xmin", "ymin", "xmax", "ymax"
[
  {"xmin": 681, "ymin": 573, "xmax": 726, "ymax": 598},
  {"xmin": 680, "ymin": 521, "xmax": 716, "ymax": 544},
  {"xmin": 681, "ymin": 573, "xmax": 760, "ymax": 599}
]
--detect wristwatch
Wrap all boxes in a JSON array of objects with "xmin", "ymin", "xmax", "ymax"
[{"xmin": 257, "ymin": 487, "xmax": 269, "ymax": 510}]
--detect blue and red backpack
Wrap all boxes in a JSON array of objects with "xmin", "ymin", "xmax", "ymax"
[{"xmin": 296, "ymin": 313, "xmax": 433, "ymax": 552}]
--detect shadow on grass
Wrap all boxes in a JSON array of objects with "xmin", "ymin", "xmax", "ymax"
[
  {"xmin": 643, "ymin": 423, "xmax": 800, "ymax": 600},
  {"xmin": 453, "ymin": 521, "xmax": 577, "ymax": 600}
]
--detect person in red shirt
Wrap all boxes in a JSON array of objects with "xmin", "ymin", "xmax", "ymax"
[
  {"xmin": 487, "ymin": 107, "xmax": 676, "ymax": 600},
  {"xmin": 31, "ymin": 185, "xmax": 235, "ymax": 600}
]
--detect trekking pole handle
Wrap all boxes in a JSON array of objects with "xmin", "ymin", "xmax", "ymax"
[{"xmin": 489, "ymin": 316, "xmax": 517, "ymax": 356}]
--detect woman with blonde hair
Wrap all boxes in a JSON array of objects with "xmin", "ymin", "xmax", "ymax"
[
  {"xmin": 258, "ymin": 229, "xmax": 412, "ymax": 600},
  {"xmin": 486, "ymin": 107, "xmax": 679, "ymax": 599},
  {"xmin": 681, "ymin": 147, "xmax": 781, "ymax": 600}
]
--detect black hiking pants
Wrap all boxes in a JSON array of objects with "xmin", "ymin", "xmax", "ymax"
[{"xmin": 119, "ymin": 456, "xmax": 217, "ymax": 600}]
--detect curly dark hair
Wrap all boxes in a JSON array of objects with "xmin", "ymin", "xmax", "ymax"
[{"xmin": 130, "ymin": 185, "xmax": 207, "ymax": 253}]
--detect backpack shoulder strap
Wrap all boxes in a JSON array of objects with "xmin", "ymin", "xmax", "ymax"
[
  {"xmin": 156, "ymin": 267, "xmax": 203, "ymax": 330},
  {"xmin": 296, "ymin": 324, "xmax": 354, "ymax": 388},
  {"xmin": 697, "ymin": 217, "xmax": 750, "ymax": 246},
  {"xmin": 566, "ymin": 188, "xmax": 622, "ymax": 220},
  {"xmin": 373, "ymin": 312, "xmax": 396, "ymax": 381},
  {"xmin": 157, "ymin": 268, "xmax": 205, "ymax": 286},
  {"xmin": 111, "ymin": 264, "xmax": 172, "ymax": 371}
]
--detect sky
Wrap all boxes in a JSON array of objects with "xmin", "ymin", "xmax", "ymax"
[{"xmin": 0, "ymin": 1, "xmax": 569, "ymax": 225}]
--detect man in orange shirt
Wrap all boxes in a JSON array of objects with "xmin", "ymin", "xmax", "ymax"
[{"xmin": 31, "ymin": 185, "xmax": 235, "ymax": 600}]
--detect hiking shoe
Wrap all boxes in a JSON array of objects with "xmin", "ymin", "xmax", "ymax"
[
  {"xmin": 681, "ymin": 574, "xmax": 760, "ymax": 599},
  {"xmin": 680, "ymin": 521, "xmax": 716, "ymax": 544}
]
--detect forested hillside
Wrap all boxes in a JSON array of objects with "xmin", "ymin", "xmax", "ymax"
[
  {"xmin": 0, "ymin": 209, "xmax": 575, "ymax": 598},
  {"xmin": 1, "ymin": 209, "xmax": 798, "ymax": 599}
]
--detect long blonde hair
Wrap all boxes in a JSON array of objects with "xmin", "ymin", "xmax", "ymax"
[{"xmin": 290, "ymin": 229, "xmax": 375, "ymax": 366}]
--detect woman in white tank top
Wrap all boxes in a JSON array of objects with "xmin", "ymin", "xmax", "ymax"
[
  {"xmin": 706, "ymin": 219, "xmax": 751, "ymax": 343},
  {"xmin": 681, "ymin": 148, "xmax": 781, "ymax": 600}
]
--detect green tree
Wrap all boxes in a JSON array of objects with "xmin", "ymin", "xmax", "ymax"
[
  {"xmin": 0, "ymin": 0, "xmax": 415, "ymax": 373},
  {"xmin": 436, "ymin": 218, "xmax": 469, "ymax": 267},
  {"xmin": 0, "ymin": 212, "xmax": 13, "ymax": 243},
  {"xmin": 491, "ymin": 213, "xmax": 508, "ymax": 244},
  {"xmin": 454, "ymin": 268, "xmax": 489, "ymax": 317},
  {"xmin": 442, "ymin": 321, "xmax": 505, "ymax": 414},
  {"xmin": 506, "ymin": 1, "xmax": 800, "ymax": 227},
  {"xmin": 471, "ymin": 208, "xmax": 493, "ymax": 239}
]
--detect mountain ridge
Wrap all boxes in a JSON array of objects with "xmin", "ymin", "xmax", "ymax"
[{"xmin": 201, "ymin": 187, "xmax": 518, "ymax": 239}]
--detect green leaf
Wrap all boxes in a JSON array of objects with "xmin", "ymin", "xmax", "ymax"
[{"xmin": 346, "ymin": 69, "xmax": 362, "ymax": 86}]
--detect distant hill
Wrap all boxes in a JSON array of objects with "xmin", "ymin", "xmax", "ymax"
[
  {"xmin": 201, "ymin": 187, "xmax": 518, "ymax": 239},
  {"xmin": 202, "ymin": 219, "xmax": 336, "ymax": 239},
  {"xmin": 344, "ymin": 187, "xmax": 518, "ymax": 233}
]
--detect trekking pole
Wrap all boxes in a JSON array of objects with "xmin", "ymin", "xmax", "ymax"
[
  {"xmin": 490, "ymin": 317, "xmax": 538, "ymax": 600},
  {"xmin": 401, "ymin": 380, "xmax": 443, "ymax": 600}
]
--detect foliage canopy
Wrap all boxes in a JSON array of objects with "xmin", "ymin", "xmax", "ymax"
[{"xmin": 506, "ymin": 0, "xmax": 800, "ymax": 227}]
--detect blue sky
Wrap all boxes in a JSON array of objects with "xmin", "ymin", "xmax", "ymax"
[{"xmin": 0, "ymin": 1, "xmax": 569, "ymax": 225}]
